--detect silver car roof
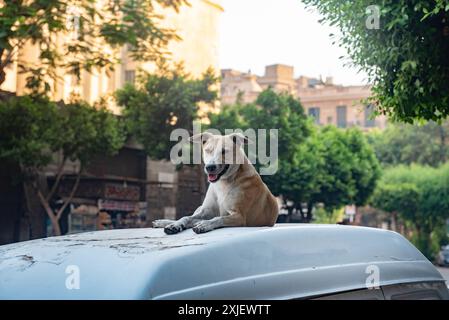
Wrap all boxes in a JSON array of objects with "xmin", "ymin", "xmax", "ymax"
[{"xmin": 0, "ymin": 224, "xmax": 444, "ymax": 299}]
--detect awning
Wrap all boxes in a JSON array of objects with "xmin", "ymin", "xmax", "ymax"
[{"xmin": 98, "ymin": 199, "xmax": 138, "ymax": 212}]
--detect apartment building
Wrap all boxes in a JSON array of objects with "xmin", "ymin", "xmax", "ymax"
[{"xmin": 221, "ymin": 64, "xmax": 387, "ymax": 130}]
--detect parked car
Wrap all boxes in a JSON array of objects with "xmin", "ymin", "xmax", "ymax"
[
  {"xmin": 0, "ymin": 224, "xmax": 448, "ymax": 300},
  {"xmin": 437, "ymin": 245, "xmax": 449, "ymax": 267}
]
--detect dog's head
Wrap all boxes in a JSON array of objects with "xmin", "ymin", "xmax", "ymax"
[{"xmin": 190, "ymin": 132, "xmax": 251, "ymax": 183}]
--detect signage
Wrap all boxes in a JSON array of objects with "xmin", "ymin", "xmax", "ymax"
[{"xmin": 104, "ymin": 183, "xmax": 140, "ymax": 201}]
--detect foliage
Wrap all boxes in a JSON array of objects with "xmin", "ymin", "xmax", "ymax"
[
  {"xmin": 280, "ymin": 128, "xmax": 324, "ymax": 216},
  {"xmin": 0, "ymin": 95, "xmax": 59, "ymax": 167},
  {"xmin": 58, "ymin": 101, "xmax": 126, "ymax": 166},
  {"xmin": 303, "ymin": 0, "xmax": 449, "ymax": 122},
  {"xmin": 308, "ymin": 126, "xmax": 356, "ymax": 211},
  {"xmin": 0, "ymin": 0, "xmax": 187, "ymax": 92},
  {"xmin": 371, "ymin": 164, "xmax": 449, "ymax": 258},
  {"xmin": 295, "ymin": 126, "xmax": 380, "ymax": 216},
  {"xmin": 0, "ymin": 95, "xmax": 125, "ymax": 235},
  {"xmin": 368, "ymin": 121, "xmax": 449, "ymax": 167},
  {"xmin": 116, "ymin": 66, "xmax": 218, "ymax": 160},
  {"xmin": 371, "ymin": 182, "xmax": 419, "ymax": 215},
  {"xmin": 0, "ymin": 96, "xmax": 125, "ymax": 169},
  {"xmin": 345, "ymin": 128, "xmax": 382, "ymax": 206},
  {"xmin": 314, "ymin": 207, "xmax": 345, "ymax": 224},
  {"xmin": 243, "ymin": 89, "xmax": 311, "ymax": 162}
]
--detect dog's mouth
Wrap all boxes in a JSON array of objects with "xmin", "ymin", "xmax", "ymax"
[{"xmin": 207, "ymin": 165, "xmax": 230, "ymax": 183}]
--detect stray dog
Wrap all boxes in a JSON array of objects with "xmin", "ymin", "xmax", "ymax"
[{"xmin": 153, "ymin": 132, "xmax": 279, "ymax": 234}]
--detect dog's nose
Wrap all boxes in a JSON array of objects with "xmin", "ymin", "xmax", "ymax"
[{"xmin": 205, "ymin": 164, "xmax": 217, "ymax": 173}]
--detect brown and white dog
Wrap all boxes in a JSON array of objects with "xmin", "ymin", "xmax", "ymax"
[{"xmin": 152, "ymin": 132, "xmax": 279, "ymax": 234}]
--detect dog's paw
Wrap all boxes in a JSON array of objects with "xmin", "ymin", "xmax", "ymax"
[
  {"xmin": 152, "ymin": 219, "xmax": 172, "ymax": 228},
  {"xmin": 192, "ymin": 221, "xmax": 213, "ymax": 234},
  {"xmin": 164, "ymin": 223, "xmax": 185, "ymax": 235}
]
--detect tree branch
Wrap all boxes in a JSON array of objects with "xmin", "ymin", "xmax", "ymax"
[
  {"xmin": 56, "ymin": 168, "xmax": 82, "ymax": 220},
  {"xmin": 46, "ymin": 155, "xmax": 67, "ymax": 202}
]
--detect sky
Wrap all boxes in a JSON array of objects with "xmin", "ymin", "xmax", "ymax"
[{"xmin": 219, "ymin": 0, "xmax": 369, "ymax": 86}]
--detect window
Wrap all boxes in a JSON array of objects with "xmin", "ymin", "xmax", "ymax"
[
  {"xmin": 312, "ymin": 288, "xmax": 384, "ymax": 300},
  {"xmin": 364, "ymin": 104, "xmax": 376, "ymax": 128},
  {"xmin": 308, "ymin": 107, "xmax": 320, "ymax": 124},
  {"xmin": 125, "ymin": 70, "xmax": 136, "ymax": 84},
  {"xmin": 382, "ymin": 282, "xmax": 449, "ymax": 300},
  {"xmin": 336, "ymin": 105, "xmax": 347, "ymax": 128}
]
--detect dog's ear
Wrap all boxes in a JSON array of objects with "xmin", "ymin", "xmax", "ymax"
[
  {"xmin": 229, "ymin": 133, "xmax": 253, "ymax": 146},
  {"xmin": 189, "ymin": 132, "xmax": 213, "ymax": 145}
]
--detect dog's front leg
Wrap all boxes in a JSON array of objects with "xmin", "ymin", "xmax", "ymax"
[
  {"xmin": 192, "ymin": 211, "xmax": 244, "ymax": 234},
  {"xmin": 163, "ymin": 206, "xmax": 216, "ymax": 235},
  {"xmin": 152, "ymin": 219, "xmax": 175, "ymax": 228}
]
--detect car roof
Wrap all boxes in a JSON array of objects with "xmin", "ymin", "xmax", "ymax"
[{"xmin": 0, "ymin": 224, "xmax": 444, "ymax": 299}]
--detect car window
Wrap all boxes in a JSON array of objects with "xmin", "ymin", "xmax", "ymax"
[
  {"xmin": 312, "ymin": 288, "xmax": 384, "ymax": 300},
  {"xmin": 382, "ymin": 282, "xmax": 449, "ymax": 300}
]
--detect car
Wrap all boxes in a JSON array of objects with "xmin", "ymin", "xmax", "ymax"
[
  {"xmin": 436, "ymin": 245, "xmax": 449, "ymax": 267},
  {"xmin": 0, "ymin": 224, "xmax": 448, "ymax": 300}
]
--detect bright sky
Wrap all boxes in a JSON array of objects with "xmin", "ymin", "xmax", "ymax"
[{"xmin": 219, "ymin": 0, "xmax": 369, "ymax": 86}]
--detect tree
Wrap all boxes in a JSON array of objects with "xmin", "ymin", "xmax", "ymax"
[
  {"xmin": 345, "ymin": 127, "xmax": 382, "ymax": 206},
  {"xmin": 0, "ymin": 96, "xmax": 125, "ymax": 235},
  {"xmin": 368, "ymin": 121, "xmax": 449, "ymax": 167},
  {"xmin": 243, "ymin": 89, "xmax": 311, "ymax": 163},
  {"xmin": 116, "ymin": 66, "xmax": 218, "ymax": 160},
  {"xmin": 371, "ymin": 182, "xmax": 420, "ymax": 232},
  {"xmin": 0, "ymin": 0, "xmax": 187, "ymax": 92},
  {"xmin": 371, "ymin": 164, "xmax": 449, "ymax": 259},
  {"xmin": 280, "ymin": 128, "xmax": 325, "ymax": 220},
  {"xmin": 303, "ymin": 0, "xmax": 449, "ymax": 122},
  {"xmin": 208, "ymin": 102, "xmax": 247, "ymax": 133},
  {"xmin": 310, "ymin": 127, "xmax": 355, "ymax": 210},
  {"xmin": 281, "ymin": 126, "xmax": 380, "ymax": 221}
]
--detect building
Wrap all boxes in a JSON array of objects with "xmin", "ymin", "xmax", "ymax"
[
  {"xmin": 221, "ymin": 64, "xmax": 387, "ymax": 130},
  {"xmin": 0, "ymin": 0, "xmax": 223, "ymax": 244}
]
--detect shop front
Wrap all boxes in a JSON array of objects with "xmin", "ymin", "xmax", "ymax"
[{"xmin": 56, "ymin": 179, "xmax": 147, "ymax": 234}]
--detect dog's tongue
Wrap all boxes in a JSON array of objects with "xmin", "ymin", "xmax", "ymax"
[{"xmin": 208, "ymin": 174, "xmax": 218, "ymax": 182}]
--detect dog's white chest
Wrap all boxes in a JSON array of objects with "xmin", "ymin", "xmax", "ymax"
[{"xmin": 210, "ymin": 182, "xmax": 235, "ymax": 214}]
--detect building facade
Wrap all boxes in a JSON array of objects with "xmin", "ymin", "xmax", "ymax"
[{"xmin": 221, "ymin": 64, "xmax": 387, "ymax": 130}]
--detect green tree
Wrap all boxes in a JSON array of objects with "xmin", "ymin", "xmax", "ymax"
[
  {"xmin": 0, "ymin": 0, "xmax": 186, "ymax": 92},
  {"xmin": 371, "ymin": 164, "xmax": 449, "ymax": 258},
  {"xmin": 311, "ymin": 127, "xmax": 355, "ymax": 210},
  {"xmin": 243, "ymin": 89, "xmax": 311, "ymax": 163},
  {"xmin": 368, "ymin": 121, "xmax": 449, "ymax": 167},
  {"xmin": 371, "ymin": 182, "xmax": 420, "ymax": 232},
  {"xmin": 280, "ymin": 128, "xmax": 324, "ymax": 220},
  {"xmin": 208, "ymin": 103, "xmax": 247, "ymax": 133},
  {"xmin": 303, "ymin": 0, "xmax": 449, "ymax": 122},
  {"xmin": 345, "ymin": 127, "xmax": 382, "ymax": 206},
  {"xmin": 0, "ymin": 96, "xmax": 125, "ymax": 235},
  {"xmin": 282, "ymin": 126, "xmax": 380, "ymax": 221},
  {"xmin": 116, "ymin": 66, "xmax": 218, "ymax": 160}
]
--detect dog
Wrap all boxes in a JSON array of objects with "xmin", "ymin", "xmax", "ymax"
[{"xmin": 152, "ymin": 132, "xmax": 279, "ymax": 234}]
